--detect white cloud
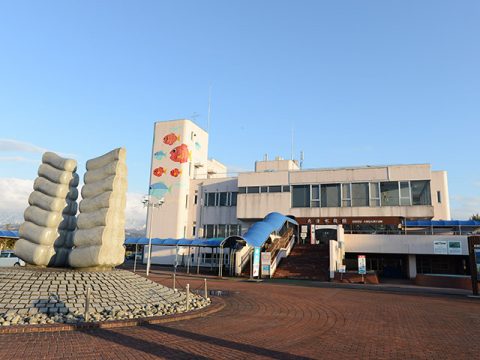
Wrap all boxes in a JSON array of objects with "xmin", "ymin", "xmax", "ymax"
[
  {"xmin": 0, "ymin": 156, "xmax": 40, "ymax": 163},
  {"xmin": 450, "ymin": 195, "xmax": 480, "ymax": 220},
  {"xmin": 0, "ymin": 177, "xmax": 146, "ymax": 230},
  {"xmin": 0, "ymin": 139, "xmax": 48, "ymax": 153}
]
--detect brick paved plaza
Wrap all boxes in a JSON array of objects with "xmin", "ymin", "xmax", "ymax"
[{"xmin": 0, "ymin": 271, "xmax": 479, "ymax": 360}]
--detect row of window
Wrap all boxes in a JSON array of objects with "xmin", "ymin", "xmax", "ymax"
[
  {"xmin": 291, "ymin": 180, "xmax": 431, "ymax": 208},
  {"xmin": 238, "ymin": 185, "xmax": 290, "ymax": 194},
  {"xmin": 203, "ymin": 224, "xmax": 242, "ymax": 238},
  {"xmin": 204, "ymin": 192, "xmax": 238, "ymax": 207}
]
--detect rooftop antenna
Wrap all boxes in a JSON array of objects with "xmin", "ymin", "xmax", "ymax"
[
  {"xmin": 207, "ymin": 85, "xmax": 212, "ymax": 134},
  {"xmin": 300, "ymin": 150, "xmax": 304, "ymax": 169}
]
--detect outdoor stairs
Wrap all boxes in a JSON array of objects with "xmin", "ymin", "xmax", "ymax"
[{"xmin": 273, "ymin": 244, "xmax": 330, "ymax": 281}]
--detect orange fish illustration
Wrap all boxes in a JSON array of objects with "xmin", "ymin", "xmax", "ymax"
[
  {"xmin": 170, "ymin": 168, "xmax": 182, "ymax": 177},
  {"xmin": 153, "ymin": 167, "xmax": 167, "ymax": 177},
  {"xmin": 163, "ymin": 133, "xmax": 180, "ymax": 145},
  {"xmin": 170, "ymin": 144, "xmax": 191, "ymax": 164}
]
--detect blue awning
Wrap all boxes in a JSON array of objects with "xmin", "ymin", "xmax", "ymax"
[
  {"xmin": 0, "ymin": 230, "xmax": 18, "ymax": 238},
  {"xmin": 124, "ymin": 237, "xmax": 225, "ymax": 247},
  {"xmin": 226, "ymin": 212, "xmax": 298, "ymax": 248},
  {"xmin": 405, "ymin": 220, "xmax": 480, "ymax": 227}
]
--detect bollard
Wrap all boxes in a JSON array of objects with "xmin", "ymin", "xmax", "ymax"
[
  {"xmin": 85, "ymin": 287, "xmax": 91, "ymax": 322},
  {"xmin": 204, "ymin": 278, "xmax": 208, "ymax": 300},
  {"xmin": 173, "ymin": 273, "xmax": 176, "ymax": 291},
  {"xmin": 186, "ymin": 284, "xmax": 190, "ymax": 312}
]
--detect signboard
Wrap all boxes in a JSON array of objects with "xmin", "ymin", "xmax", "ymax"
[
  {"xmin": 339, "ymin": 265, "xmax": 346, "ymax": 273},
  {"xmin": 301, "ymin": 225, "xmax": 308, "ymax": 233},
  {"xmin": 433, "ymin": 240, "xmax": 448, "ymax": 255},
  {"xmin": 252, "ymin": 247, "xmax": 260, "ymax": 277},
  {"xmin": 475, "ymin": 246, "xmax": 480, "ymax": 281},
  {"xmin": 296, "ymin": 217, "xmax": 402, "ymax": 226},
  {"xmin": 261, "ymin": 252, "xmax": 271, "ymax": 276},
  {"xmin": 358, "ymin": 255, "xmax": 366, "ymax": 275},
  {"xmin": 310, "ymin": 225, "xmax": 316, "ymax": 245},
  {"xmin": 448, "ymin": 240, "xmax": 462, "ymax": 255}
]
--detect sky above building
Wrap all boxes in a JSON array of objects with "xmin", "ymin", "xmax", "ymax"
[{"xmin": 0, "ymin": 0, "xmax": 479, "ymax": 226}]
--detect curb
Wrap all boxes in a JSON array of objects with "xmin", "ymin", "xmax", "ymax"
[{"xmin": 0, "ymin": 297, "xmax": 225, "ymax": 334}]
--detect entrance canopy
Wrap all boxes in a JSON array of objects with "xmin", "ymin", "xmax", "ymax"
[{"xmin": 124, "ymin": 237, "xmax": 227, "ymax": 248}]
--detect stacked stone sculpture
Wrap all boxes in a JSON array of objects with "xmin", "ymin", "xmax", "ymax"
[
  {"xmin": 69, "ymin": 148, "xmax": 127, "ymax": 269},
  {"xmin": 14, "ymin": 152, "xmax": 79, "ymax": 267}
]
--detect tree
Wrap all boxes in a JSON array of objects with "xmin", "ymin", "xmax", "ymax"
[{"xmin": 470, "ymin": 213, "xmax": 480, "ymax": 221}]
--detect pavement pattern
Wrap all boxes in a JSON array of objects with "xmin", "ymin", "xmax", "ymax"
[{"xmin": 0, "ymin": 271, "xmax": 479, "ymax": 359}]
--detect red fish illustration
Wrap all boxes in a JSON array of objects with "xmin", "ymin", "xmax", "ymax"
[
  {"xmin": 163, "ymin": 133, "xmax": 180, "ymax": 145},
  {"xmin": 170, "ymin": 168, "xmax": 182, "ymax": 177},
  {"xmin": 153, "ymin": 167, "xmax": 167, "ymax": 177},
  {"xmin": 170, "ymin": 144, "xmax": 191, "ymax": 164}
]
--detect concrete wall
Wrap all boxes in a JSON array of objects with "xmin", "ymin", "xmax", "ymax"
[
  {"xmin": 344, "ymin": 234, "xmax": 468, "ymax": 255},
  {"xmin": 431, "ymin": 171, "xmax": 451, "ymax": 220}
]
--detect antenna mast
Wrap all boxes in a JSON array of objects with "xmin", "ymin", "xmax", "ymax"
[
  {"xmin": 207, "ymin": 85, "xmax": 212, "ymax": 134},
  {"xmin": 291, "ymin": 124, "xmax": 294, "ymax": 160}
]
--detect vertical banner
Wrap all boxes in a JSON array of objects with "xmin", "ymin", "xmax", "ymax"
[
  {"xmin": 358, "ymin": 255, "xmax": 366, "ymax": 275},
  {"xmin": 310, "ymin": 225, "xmax": 316, "ymax": 245},
  {"xmin": 253, "ymin": 247, "xmax": 261, "ymax": 277},
  {"xmin": 261, "ymin": 252, "xmax": 271, "ymax": 277}
]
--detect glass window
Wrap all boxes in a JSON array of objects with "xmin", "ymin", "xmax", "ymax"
[
  {"xmin": 217, "ymin": 224, "xmax": 226, "ymax": 238},
  {"xmin": 370, "ymin": 182, "xmax": 380, "ymax": 207},
  {"xmin": 230, "ymin": 192, "xmax": 238, "ymax": 206},
  {"xmin": 238, "ymin": 187, "xmax": 246, "ymax": 194},
  {"xmin": 437, "ymin": 191, "xmax": 442, "ymax": 204},
  {"xmin": 194, "ymin": 195, "xmax": 198, "ymax": 205},
  {"xmin": 342, "ymin": 183, "xmax": 351, "ymax": 207},
  {"xmin": 381, "ymin": 182, "xmax": 399, "ymax": 206},
  {"xmin": 321, "ymin": 184, "xmax": 341, "ymax": 207},
  {"xmin": 260, "ymin": 186, "xmax": 268, "ymax": 193},
  {"xmin": 311, "ymin": 185, "xmax": 320, "ymax": 207},
  {"xmin": 204, "ymin": 225, "xmax": 214, "ymax": 238},
  {"xmin": 206, "ymin": 193, "xmax": 216, "ymax": 207},
  {"xmin": 282, "ymin": 185, "xmax": 290, "ymax": 192},
  {"xmin": 269, "ymin": 185, "xmax": 282, "ymax": 193},
  {"xmin": 352, "ymin": 183, "xmax": 369, "ymax": 207},
  {"xmin": 400, "ymin": 181, "xmax": 411, "ymax": 206},
  {"xmin": 247, "ymin": 186, "xmax": 260, "ymax": 194},
  {"xmin": 292, "ymin": 185, "xmax": 310, "ymax": 207},
  {"xmin": 219, "ymin": 192, "xmax": 228, "ymax": 206},
  {"xmin": 411, "ymin": 180, "xmax": 431, "ymax": 205}
]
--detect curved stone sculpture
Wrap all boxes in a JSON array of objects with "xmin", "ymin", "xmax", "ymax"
[
  {"xmin": 15, "ymin": 152, "xmax": 79, "ymax": 267},
  {"xmin": 69, "ymin": 148, "xmax": 127, "ymax": 269}
]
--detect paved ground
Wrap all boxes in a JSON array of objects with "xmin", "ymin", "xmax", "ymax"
[{"xmin": 0, "ymin": 269, "xmax": 479, "ymax": 359}]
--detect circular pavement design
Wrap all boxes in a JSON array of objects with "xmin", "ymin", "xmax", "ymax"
[{"xmin": 0, "ymin": 274, "xmax": 479, "ymax": 359}]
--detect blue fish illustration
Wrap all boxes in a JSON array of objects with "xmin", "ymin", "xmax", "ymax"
[
  {"xmin": 195, "ymin": 142, "xmax": 201, "ymax": 150},
  {"xmin": 154, "ymin": 150, "xmax": 167, "ymax": 161},
  {"xmin": 149, "ymin": 182, "xmax": 172, "ymax": 199}
]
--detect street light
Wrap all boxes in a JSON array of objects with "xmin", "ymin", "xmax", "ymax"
[{"xmin": 142, "ymin": 195, "xmax": 164, "ymax": 277}]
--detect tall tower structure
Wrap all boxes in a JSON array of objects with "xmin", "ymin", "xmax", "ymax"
[{"xmin": 148, "ymin": 119, "xmax": 209, "ymax": 238}]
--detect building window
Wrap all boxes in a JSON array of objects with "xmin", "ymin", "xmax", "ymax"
[
  {"xmin": 185, "ymin": 194, "xmax": 189, "ymax": 209},
  {"xmin": 370, "ymin": 182, "xmax": 380, "ymax": 207},
  {"xmin": 247, "ymin": 186, "xmax": 260, "ymax": 194},
  {"xmin": 342, "ymin": 183, "xmax": 351, "ymax": 207},
  {"xmin": 321, "ymin": 184, "xmax": 340, "ymax": 207},
  {"xmin": 260, "ymin": 186, "xmax": 268, "ymax": 193},
  {"xmin": 217, "ymin": 224, "xmax": 226, "ymax": 238},
  {"xmin": 194, "ymin": 194, "xmax": 198, "ymax": 205},
  {"xmin": 231, "ymin": 192, "xmax": 238, "ymax": 206},
  {"xmin": 282, "ymin": 185, "xmax": 290, "ymax": 192},
  {"xmin": 206, "ymin": 192, "xmax": 216, "ymax": 207},
  {"xmin": 411, "ymin": 180, "xmax": 431, "ymax": 205},
  {"xmin": 311, "ymin": 185, "xmax": 320, "ymax": 207},
  {"xmin": 192, "ymin": 226, "xmax": 196, "ymax": 236},
  {"xmin": 380, "ymin": 182, "xmax": 399, "ymax": 206},
  {"xmin": 219, "ymin": 192, "xmax": 228, "ymax": 206},
  {"xmin": 437, "ymin": 191, "xmax": 442, "ymax": 203},
  {"xmin": 204, "ymin": 224, "xmax": 214, "ymax": 238},
  {"xmin": 352, "ymin": 183, "xmax": 369, "ymax": 207},
  {"xmin": 400, "ymin": 181, "xmax": 411, "ymax": 206},
  {"xmin": 238, "ymin": 187, "xmax": 246, "ymax": 194},
  {"xmin": 292, "ymin": 185, "xmax": 310, "ymax": 208},
  {"xmin": 269, "ymin": 185, "xmax": 282, "ymax": 193}
]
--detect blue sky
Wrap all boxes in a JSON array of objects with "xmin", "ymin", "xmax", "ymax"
[{"xmin": 0, "ymin": 0, "xmax": 479, "ymax": 221}]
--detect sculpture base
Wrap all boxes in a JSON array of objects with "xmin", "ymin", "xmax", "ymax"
[{"xmin": 0, "ymin": 268, "xmax": 209, "ymax": 327}]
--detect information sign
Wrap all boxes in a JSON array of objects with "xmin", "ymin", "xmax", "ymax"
[
  {"xmin": 447, "ymin": 240, "xmax": 462, "ymax": 255},
  {"xmin": 433, "ymin": 240, "xmax": 448, "ymax": 255},
  {"xmin": 261, "ymin": 252, "xmax": 271, "ymax": 276},
  {"xmin": 253, "ymin": 247, "xmax": 260, "ymax": 277},
  {"xmin": 358, "ymin": 255, "xmax": 366, "ymax": 275}
]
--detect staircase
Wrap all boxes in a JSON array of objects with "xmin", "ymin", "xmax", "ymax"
[{"xmin": 273, "ymin": 244, "xmax": 330, "ymax": 281}]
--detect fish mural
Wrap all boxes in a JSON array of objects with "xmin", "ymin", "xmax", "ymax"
[
  {"xmin": 154, "ymin": 150, "xmax": 167, "ymax": 161},
  {"xmin": 170, "ymin": 168, "xmax": 182, "ymax": 177},
  {"xmin": 163, "ymin": 133, "xmax": 180, "ymax": 145},
  {"xmin": 170, "ymin": 144, "xmax": 191, "ymax": 164},
  {"xmin": 195, "ymin": 142, "xmax": 201, "ymax": 151},
  {"xmin": 149, "ymin": 182, "xmax": 172, "ymax": 199},
  {"xmin": 153, "ymin": 167, "xmax": 167, "ymax": 177}
]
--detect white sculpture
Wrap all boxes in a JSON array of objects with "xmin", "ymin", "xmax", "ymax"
[
  {"xmin": 69, "ymin": 148, "xmax": 127, "ymax": 269},
  {"xmin": 15, "ymin": 152, "xmax": 79, "ymax": 267}
]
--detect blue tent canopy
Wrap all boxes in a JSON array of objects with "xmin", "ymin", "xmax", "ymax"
[
  {"xmin": 0, "ymin": 230, "xmax": 18, "ymax": 238},
  {"xmin": 225, "ymin": 212, "xmax": 298, "ymax": 248},
  {"xmin": 405, "ymin": 220, "xmax": 480, "ymax": 227}
]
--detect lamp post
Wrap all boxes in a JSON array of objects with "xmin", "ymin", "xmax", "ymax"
[{"xmin": 142, "ymin": 195, "xmax": 164, "ymax": 277}]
